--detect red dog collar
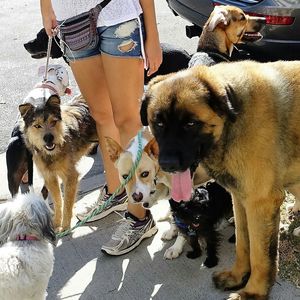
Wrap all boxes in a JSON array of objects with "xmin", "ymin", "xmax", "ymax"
[{"xmin": 16, "ymin": 234, "xmax": 39, "ymax": 241}]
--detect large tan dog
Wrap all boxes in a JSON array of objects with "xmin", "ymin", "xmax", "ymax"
[{"xmin": 141, "ymin": 60, "xmax": 300, "ymax": 300}]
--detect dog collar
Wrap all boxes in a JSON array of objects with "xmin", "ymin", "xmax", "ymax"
[
  {"xmin": 34, "ymin": 83, "xmax": 71, "ymax": 96},
  {"xmin": 16, "ymin": 234, "xmax": 39, "ymax": 241},
  {"xmin": 35, "ymin": 83, "xmax": 59, "ymax": 95}
]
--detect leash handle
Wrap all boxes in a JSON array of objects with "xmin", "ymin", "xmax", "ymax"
[{"xmin": 43, "ymin": 36, "xmax": 53, "ymax": 83}]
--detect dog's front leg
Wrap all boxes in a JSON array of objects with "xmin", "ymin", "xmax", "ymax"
[
  {"xmin": 164, "ymin": 232, "xmax": 186, "ymax": 259},
  {"xmin": 227, "ymin": 192, "xmax": 283, "ymax": 300},
  {"xmin": 213, "ymin": 194, "xmax": 251, "ymax": 290},
  {"xmin": 44, "ymin": 175, "xmax": 63, "ymax": 230},
  {"xmin": 61, "ymin": 168, "xmax": 79, "ymax": 231},
  {"xmin": 186, "ymin": 234, "xmax": 202, "ymax": 259}
]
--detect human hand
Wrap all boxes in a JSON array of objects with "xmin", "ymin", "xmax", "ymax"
[
  {"xmin": 145, "ymin": 38, "xmax": 162, "ymax": 77},
  {"xmin": 40, "ymin": 0, "xmax": 58, "ymax": 37}
]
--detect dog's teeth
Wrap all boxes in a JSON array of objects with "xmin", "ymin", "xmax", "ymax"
[{"xmin": 45, "ymin": 144, "xmax": 56, "ymax": 151}]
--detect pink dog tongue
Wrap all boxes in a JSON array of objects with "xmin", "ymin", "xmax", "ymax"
[{"xmin": 171, "ymin": 169, "xmax": 192, "ymax": 202}]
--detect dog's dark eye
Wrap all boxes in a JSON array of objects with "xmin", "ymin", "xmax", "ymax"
[
  {"xmin": 141, "ymin": 171, "xmax": 149, "ymax": 178},
  {"xmin": 34, "ymin": 124, "xmax": 42, "ymax": 129},
  {"xmin": 122, "ymin": 174, "xmax": 128, "ymax": 180},
  {"xmin": 184, "ymin": 121, "xmax": 196, "ymax": 129},
  {"xmin": 240, "ymin": 14, "xmax": 246, "ymax": 21},
  {"xmin": 157, "ymin": 122, "xmax": 164, "ymax": 127},
  {"xmin": 50, "ymin": 120, "xmax": 57, "ymax": 127},
  {"xmin": 195, "ymin": 215, "xmax": 201, "ymax": 222}
]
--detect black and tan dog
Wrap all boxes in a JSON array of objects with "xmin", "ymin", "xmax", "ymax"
[
  {"xmin": 141, "ymin": 60, "xmax": 300, "ymax": 299},
  {"xmin": 19, "ymin": 94, "xmax": 97, "ymax": 231}
]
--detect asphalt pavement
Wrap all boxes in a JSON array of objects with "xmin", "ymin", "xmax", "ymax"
[{"xmin": 0, "ymin": 1, "xmax": 299, "ymax": 299}]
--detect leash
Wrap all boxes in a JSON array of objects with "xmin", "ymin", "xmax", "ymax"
[
  {"xmin": 43, "ymin": 36, "xmax": 53, "ymax": 83},
  {"xmin": 56, "ymin": 130, "xmax": 144, "ymax": 238}
]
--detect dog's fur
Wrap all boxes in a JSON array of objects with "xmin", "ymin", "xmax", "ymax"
[
  {"xmin": 141, "ymin": 60, "xmax": 300, "ymax": 299},
  {"xmin": 169, "ymin": 181, "xmax": 233, "ymax": 268},
  {"xmin": 0, "ymin": 192, "xmax": 56, "ymax": 300},
  {"xmin": 19, "ymin": 93, "xmax": 97, "ymax": 231}
]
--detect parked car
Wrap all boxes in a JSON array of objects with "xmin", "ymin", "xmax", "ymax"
[{"xmin": 166, "ymin": 0, "xmax": 300, "ymax": 61}]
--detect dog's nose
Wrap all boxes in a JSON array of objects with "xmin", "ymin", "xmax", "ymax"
[
  {"xmin": 132, "ymin": 192, "xmax": 143, "ymax": 202},
  {"xmin": 159, "ymin": 156, "xmax": 181, "ymax": 173},
  {"xmin": 43, "ymin": 133, "xmax": 54, "ymax": 144}
]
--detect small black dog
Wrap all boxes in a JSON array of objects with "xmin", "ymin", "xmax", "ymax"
[{"xmin": 169, "ymin": 181, "xmax": 233, "ymax": 268}]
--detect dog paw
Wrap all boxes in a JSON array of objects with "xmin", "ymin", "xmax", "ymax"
[
  {"xmin": 55, "ymin": 226, "xmax": 64, "ymax": 233},
  {"xmin": 157, "ymin": 215, "xmax": 170, "ymax": 222},
  {"xmin": 227, "ymin": 291, "xmax": 268, "ymax": 300},
  {"xmin": 213, "ymin": 270, "xmax": 249, "ymax": 290},
  {"xmin": 161, "ymin": 228, "xmax": 177, "ymax": 240},
  {"xmin": 164, "ymin": 245, "xmax": 182, "ymax": 260},
  {"xmin": 186, "ymin": 250, "xmax": 201, "ymax": 259},
  {"xmin": 204, "ymin": 256, "xmax": 218, "ymax": 268}
]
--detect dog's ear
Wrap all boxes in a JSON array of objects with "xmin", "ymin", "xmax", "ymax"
[
  {"xmin": 206, "ymin": 6, "xmax": 229, "ymax": 31},
  {"xmin": 201, "ymin": 78, "xmax": 239, "ymax": 123},
  {"xmin": 46, "ymin": 95, "xmax": 61, "ymax": 108},
  {"xmin": 105, "ymin": 137, "xmax": 124, "ymax": 162},
  {"xmin": 142, "ymin": 74, "xmax": 173, "ymax": 126},
  {"xmin": 140, "ymin": 94, "xmax": 150, "ymax": 126},
  {"xmin": 19, "ymin": 103, "xmax": 34, "ymax": 118},
  {"xmin": 144, "ymin": 138, "xmax": 159, "ymax": 159},
  {"xmin": 42, "ymin": 214, "xmax": 56, "ymax": 244}
]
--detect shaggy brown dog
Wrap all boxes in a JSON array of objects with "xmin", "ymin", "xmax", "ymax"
[
  {"xmin": 140, "ymin": 60, "xmax": 300, "ymax": 300},
  {"xmin": 19, "ymin": 94, "xmax": 97, "ymax": 231}
]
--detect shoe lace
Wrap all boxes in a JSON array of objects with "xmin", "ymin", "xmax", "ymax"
[
  {"xmin": 86, "ymin": 185, "xmax": 110, "ymax": 210},
  {"xmin": 112, "ymin": 217, "xmax": 135, "ymax": 240}
]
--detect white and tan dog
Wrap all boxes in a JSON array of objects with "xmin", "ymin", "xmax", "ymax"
[
  {"xmin": 105, "ymin": 128, "xmax": 170, "ymax": 207},
  {"xmin": 0, "ymin": 192, "xmax": 56, "ymax": 300}
]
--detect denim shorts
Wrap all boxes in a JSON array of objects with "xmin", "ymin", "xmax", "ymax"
[{"xmin": 61, "ymin": 16, "xmax": 145, "ymax": 62}]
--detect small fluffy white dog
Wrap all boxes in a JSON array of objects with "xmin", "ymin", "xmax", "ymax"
[{"xmin": 0, "ymin": 192, "xmax": 56, "ymax": 300}]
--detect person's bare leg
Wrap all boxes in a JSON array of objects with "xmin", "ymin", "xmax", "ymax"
[
  {"xmin": 102, "ymin": 54, "xmax": 146, "ymax": 219},
  {"xmin": 70, "ymin": 56, "xmax": 121, "ymax": 193}
]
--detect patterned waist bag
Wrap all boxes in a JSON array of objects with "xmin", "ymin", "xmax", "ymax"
[{"xmin": 59, "ymin": 0, "xmax": 112, "ymax": 52}]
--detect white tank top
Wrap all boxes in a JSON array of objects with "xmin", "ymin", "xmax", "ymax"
[{"xmin": 51, "ymin": 0, "xmax": 143, "ymax": 27}]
